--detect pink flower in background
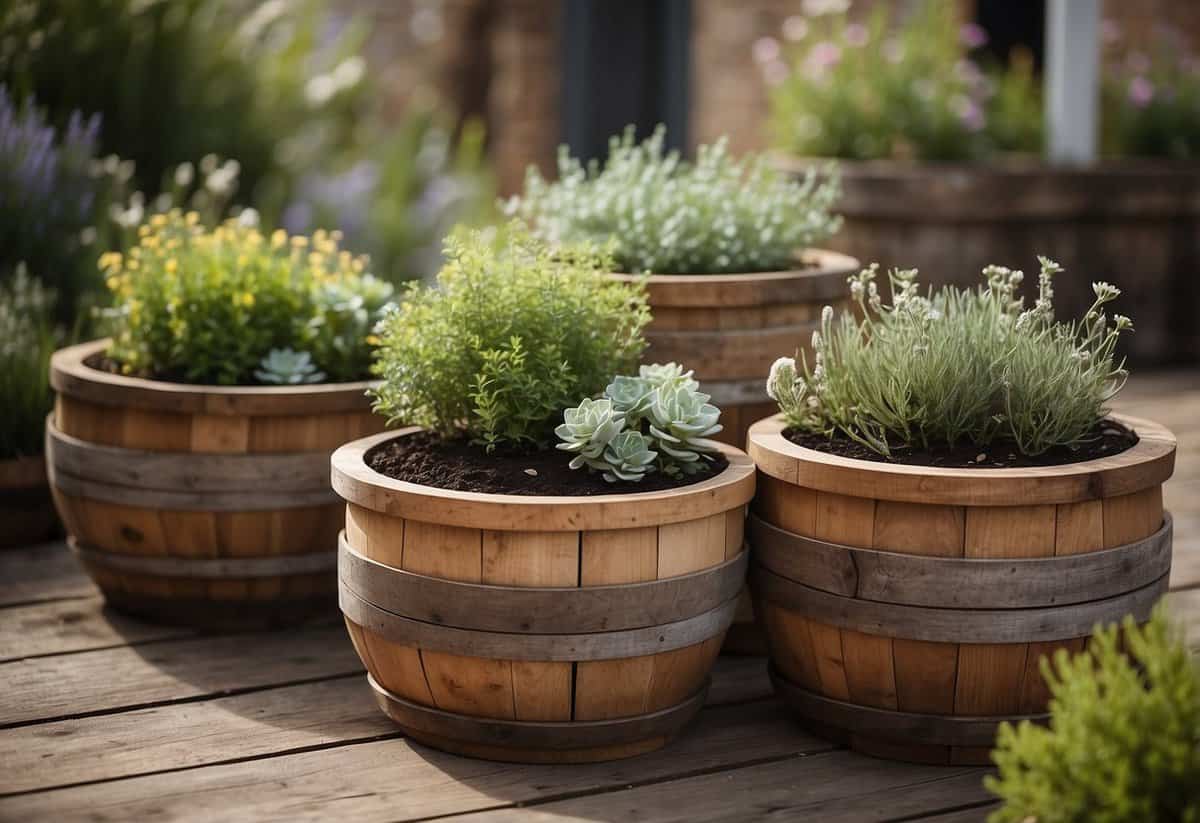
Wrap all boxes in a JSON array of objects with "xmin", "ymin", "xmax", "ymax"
[
  {"xmin": 959, "ymin": 22, "xmax": 988, "ymax": 49},
  {"xmin": 952, "ymin": 95, "xmax": 986, "ymax": 132},
  {"xmin": 1100, "ymin": 18, "xmax": 1122, "ymax": 45},
  {"xmin": 762, "ymin": 59, "xmax": 791, "ymax": 86},
  {"xmin": 1127, "ymin": 52, "xmax": 1151, "ymax": 74},
  {"xmin": 782, "ymin": 15, "xmax": 809, "ymax": 42},
  {"xmin": 1128, "ymin": 75, "xmax": 1155, "ymax": 108},
  {"xmin": 882, "ymin": 37, "xmax": 905, "ymax": 64},
  {"xmin": 844, "ymin": 22, "xmax": 869, "ymax": 47},
  {"xmin": 806, "ymin": 41, "xmax": 842, "ymax": 75},
  {"xmin": 753, "ymin": 36, "xmax": 781, "ymax": 65}
]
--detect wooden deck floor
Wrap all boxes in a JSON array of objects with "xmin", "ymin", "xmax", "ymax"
[{"xmin": 2, "ymin": 371, "xmax": 1198, "ymax": 822}]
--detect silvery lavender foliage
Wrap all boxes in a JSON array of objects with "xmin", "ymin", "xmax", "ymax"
[
  {"xmin": 0, "ymin": 86, "xmax": 105, "ymax": 316},
  {"xmin": 509, "ymin": 125, "xmax": 842, "ymax": 275}
]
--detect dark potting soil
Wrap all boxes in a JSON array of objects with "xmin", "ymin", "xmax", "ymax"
[
  {"xmin": 783, "ymin": 419, "xmax": 1138, "ymax": 469},
  {"xmin": 366, "ymin": 430, "xmax": 729, "ymax": 496},
  {"xmin": 86, "ymin": 353, "xmax": 369, "ymax": 386}
]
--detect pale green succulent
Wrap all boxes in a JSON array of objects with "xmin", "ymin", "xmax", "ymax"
[
  {"xmin": 638, "ymin": 362, "xmax": 699, "ymax": 392},
  {"xmin": 554, "ymin": 397, "xmax": 626, "ymax": 469},
  {"xmin": 647, "ymin": 384, "xmax": 723, "ymax": 471},
  {"xmin": 254, "ymin": 348, "xmax": 326, "ymax": 385},
  {"xmin": 558, "ymin": 362, "xmax": 724, "ymax": 483},
  {"xmin": 596, "ymin": 430, "xmax": 658, "ymax": 482},
  {"xmin": 605, "ymin": 375, "xmax": 655, "ymax": 417}
]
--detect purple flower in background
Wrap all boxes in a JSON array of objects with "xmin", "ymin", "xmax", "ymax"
[
  {"xmin": 805, "ymin": 41, "xmax": 843, "ymax": 76},
  {"xmin": 1128, "ymin": 75, "xmax": 1155, "ymax": 108},
  {"xmin": 1100, "ymin": 18, "xmax": 1122, "ymax": 45},
  {"xmin": 952, "ymin": 95, "xmax": 986, "ymax": 132},
  {"xmin": 283, "ymin": 160, "xmax": 380, "ymax": 245},
  {"xmin": 762, "ymin": 58, "xmax": 791, "ymax": 86},
  {"xmin": 752, "ymin": 36, "xmax": 781, "ymax": 65},
  {"xmin": 844, "ymin": 23, "xmax": 869, "ymax": 48},
  {"xmin": 882, "ymin": 37, "xmax": 905, "ymax": 64},
  {"xmin": 959, "ymin": 22, "xmax": 988, "ymax": 49},
  {"xmin": 1127, "ymin": 52, "xmax": 1151, "ymax": 74}
]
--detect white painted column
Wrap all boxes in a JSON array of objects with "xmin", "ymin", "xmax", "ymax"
[{"xmin": 1044, "ymin": 0, "xmax": 1100, "ymax": 165}]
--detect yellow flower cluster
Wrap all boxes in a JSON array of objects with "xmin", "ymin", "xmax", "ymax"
[{"xmin": 100, "ymin": 211, "xmax": 370, "ymax": 302}]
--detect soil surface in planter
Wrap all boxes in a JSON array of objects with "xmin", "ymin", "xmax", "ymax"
[
  {"xmin": 87, "ymin": 353, "xmax": 370, "ymax": 386},
  {"xmin": 783, "ymin": 419, "xmax": 1137, "ymax": 469},
  {"xmin": 367, "ymin": 431, "xmax": 729, "ymax": 496}
]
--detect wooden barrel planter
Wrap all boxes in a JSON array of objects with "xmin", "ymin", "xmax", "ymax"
[
  {"xmin": 46, "ymin": 339, "xmax": 385, "ymax": 629},
  {"xmin": 1, "ymin": 455, "xmax": 59, "ymax": 548},
  {"xmin": 332, "ymin": 427, "xmax": 755, "ymax": 763},
  {"xmin": 612, "ymin": 251, "xmax": 858, "ymax": 656},
  {"xmin": 774, "ymin": 156, "xmax": 1200, "ymax": 365},
  {"xmin": 747, "ymin": 413, "xmax": 1176, "ymax": 765}
]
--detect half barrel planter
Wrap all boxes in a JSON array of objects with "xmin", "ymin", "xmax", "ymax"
[
  {"xmin": 611, "ymin": 250, "xmax": 858, "ymax": 656},
  {"xmin": 332, "ymin": 427, "xmax": 756, "ymax": 763},
  {"xmin": 747, "ymin": 413, "xmax": 1176, "ymax": 764},
  {"xmin": 1, "ymin": 454, "xmax": 58, "ymax": 548},
  {"xmin": 46, "ymin": 339, "xmax": 385, "ymax": 628}
]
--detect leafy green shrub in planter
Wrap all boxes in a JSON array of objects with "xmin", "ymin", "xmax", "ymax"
[
  {"xmin": 0, "ymin": 267, "xmax": 61, "ymax": 459},
  {"xmin": 370, "ymin": 224, "xmax": 650, "ymax": 451},
  {"xmin": 986, "ymin": 606, "xmax": 1200, "ymax": 822},
  {"xmin": 101, "ymin": 211, "xmax": 393, "ymax": 385},
  {"xmin": 507, "ymin": 126, "xmax": 841, "ymax": 275},
  {"xmin": 557, "ymin": 364, "xmax": 724, "ymax": 482},
  {"xmin": 764, "ymin": 1, "xmax": 1041, "ymax": 162},
  {"xmin": 767, "ymin": 257, "xmax": 1131, "ymax": 456}
]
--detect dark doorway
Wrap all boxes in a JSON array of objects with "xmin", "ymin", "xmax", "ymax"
[
  {"xmin": 976, "ymin": 0, "xmax": 1046, "ymax": 68},
  {"xmin": 561, "ymin": 0, "xmax": 691, "ymax": 162}
]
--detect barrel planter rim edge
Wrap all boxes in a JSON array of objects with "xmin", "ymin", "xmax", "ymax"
[
  {"xmin": 51, "ymin": 338, "xmax": 380, "ymax": 416},
  {"xmin": 331, "ymin": 426, "xmax": 757, "ymax": 531},
  {"xmin": 747, "ymin": 412, "xmax": 1176, "ymax": 506},
  {"xmin": 607, "ymin": 248, "xmax": 860, "ymax": 309}
]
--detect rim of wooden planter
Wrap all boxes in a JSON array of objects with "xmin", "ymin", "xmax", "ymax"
[
  {"xmin": 0, "ymin": 454, "xmax": 47, "ymax": 490},
  {"xmin": 50, "ymin": 339, "xmax": 379, "ymax": 417},
  {"xmin": 607, "ymin": 248, "xmax": 859, "ymax": 308},
  {"xmin": 747, "ymin": 413, "xmax": 1175, "ymax": 507},
  {"xmin": 331, "ymin": 427, "xmax": 756, "ymax": 532}
]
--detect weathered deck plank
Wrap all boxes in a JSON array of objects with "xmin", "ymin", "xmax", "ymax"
[
  {"xmin": 1, "ymin": 625, "xmax": 362, "ymax": 727},
  {"xmin": 0, "ymin": 700, "xmax": 834, "ymax": 821},
  {"xmin": 0, "ymin": 540, "xmax": 93, "ymax": 607},
  {"xmin": 0, "ymin": 596, "xmax": 191, "ymax": 663}
]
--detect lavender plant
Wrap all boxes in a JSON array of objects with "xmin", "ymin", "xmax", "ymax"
[
  {"xmin": 557, "ymin": 363, "xmax": 723, "ymax": 483},
  {"xmin": 508, "ymin": 126, "xmax": 841, "ymax": 275},
  {"xmin": 0, "ymin": 87, "xmax": 113, "ymax": 319},
  {"xmin": 0, "ymin": 267, "xmax": 61, "ymax": 460},
  {"xmin": 767, "ymin": 258, "xmax": 1131, "ymax": 457}
]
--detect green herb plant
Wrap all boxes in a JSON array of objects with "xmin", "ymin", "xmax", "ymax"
[
  {"xmin": 987, "ymin": 605, "xmax": 1200, "ymax": 823},
  {"xmin": 101, "ymin": 211, "xmax": 393, "ymax": 385},
  {"xmin": 0, "ymin": 266, "xmax": 61, "ymax": 459},
  {"xmin": 508, "ymin": 125, "xmax": 841, "ymax": 275},
  {"xmin": 767, "ymin": 257, "xmax": 1131, "ymax": 457},
  {"xmin": 370, "ymin": 223, "xmax": 650, "ymax": 452},
  {"xmin": 557, "ymin": 364, "xmax": 723, "ymax": 483}
]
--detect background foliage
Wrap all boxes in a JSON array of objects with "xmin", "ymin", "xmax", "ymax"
[
  {"xmin": 371, "ymin": 224, "xmax": 650, "ymax": 451},
  {"xmin": 0, "ymin": 268, "xmax": 60, "ymax": 459},
  {"xmin": 987, "ymin": 606, "xmax": 1200, "ymax": 823}
]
